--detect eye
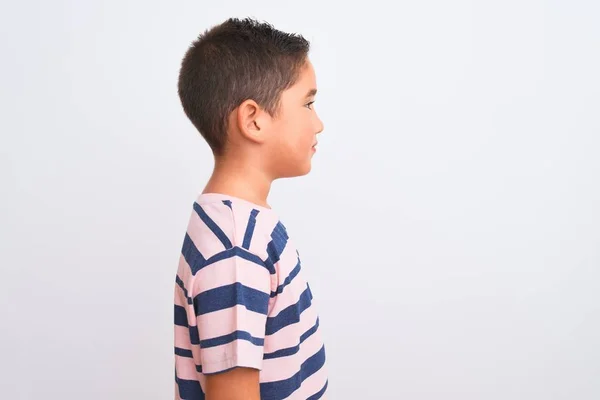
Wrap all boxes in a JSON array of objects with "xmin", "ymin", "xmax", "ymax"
[{"xmin": 305, "ymin": 101, "xmax": 315, "ymax": 110}]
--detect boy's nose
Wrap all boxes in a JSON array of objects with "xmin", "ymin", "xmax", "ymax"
[{"xmin": 315, "ymin": 116, "xmax": 324, "ymax": 134}]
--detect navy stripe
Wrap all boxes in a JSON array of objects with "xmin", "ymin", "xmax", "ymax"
[
  {"xmin": 271, "ymin": 259, "xmax": 301, "ymax": 298},
  {"xmin": 265, "ymin": 222, "xmax": 288, "ymax": 265},
  {"xmin": 205, "ymin": 246, "xmax": 273, "ymax": 274},
  {"xmin": 190, "ymin": 326, "xmax": 200, "ymax": 345},
  {"xmin": 242, "ymin": 209, "xmax": 260, "ymax": 249},
  {"xmin": 176, "ymin": 275, "xmax": 193, "ymax": 304},
  {"xmin": 307, "ymin": 380, "xmax": 328, "ymax": 400},
  {"xmin": 175, "ymin": 370, "xmax": 205, "ymax": 400},
  {"xmin": 187, "ymin": 246, "xmax": 271, "ymax": 275},
  {"xmin": 182, "ymin": 233, "xmax": 207, "ymax": 275},
  {"xmin": 193, "ymin": 282, "xmax": 269, "ymax": 316},
  {"xmin": 260, "ymin": 345, "xmax": 326, "ymax": 399},
  {"xmin": 263, "ymin": 318, "xmax": 320, "ymax": 360},
  {"xmin": 193, "ymin": 202, "xmax": 233, "ymax": 249},
  {"xmin": 189, "ymin": 326, "xmax": 200, "ymax": 345},
  {"xmin": 175, "ymin": 306, "xmax": 200, "ymax": 345},
  {"xmin": 175, "ymin": 275, "xmax": 188, "ymax": 297},
  {"xmin": 174, "ymin": 305, "xmax": 188, "ymax": 327},
  {"xmin": 266, "ymin": 286, "xmax": 313, "ymax": 336},
  {"xmin": 222, "ymin": 200, "xmax": 232, "ymax": 209},
  {"xmin": 199, "ymin": 330, "xmax": 264, "ymax": 349},
  {"xmin": 175, "ymin": 347, "xmax": 193, "ymax": 358},
  {"xmin": 263, "ymin": 257, "xmax": 276, "ymax": 276}
]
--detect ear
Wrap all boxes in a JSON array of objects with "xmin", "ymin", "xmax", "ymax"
[{"xmin": 235, "ymin": 99, "xmax": 268, "ymax": 144}]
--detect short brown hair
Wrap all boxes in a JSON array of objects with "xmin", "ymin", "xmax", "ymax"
[{"xmin": 177, "ymin": 18, "xmax": 310, "ymax": 155}]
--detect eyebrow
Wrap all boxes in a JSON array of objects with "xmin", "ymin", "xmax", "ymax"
[{"xmin": 305, "ymin": 88, "xmax": 317, "ymax": 99}]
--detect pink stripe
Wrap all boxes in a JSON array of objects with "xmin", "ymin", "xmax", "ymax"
[
  {"xmin": 200, "ymin": 202, "xmax": 235, "ymax": 244},
  {"xmin": 198, "ymin": 374, "xmax": 207, "ymax": 390},
  {"xmin": 246, "ymin": 213, "xmax": 278, "ymax": 258},
  {"xmin": 175, "ymin": 355, "xmax": 199, "ymax": 380},
  {"xmin": 174, "ymin": 285, "xmax": 190, "ymax": 309},
  {"xmin": 260, "ymin": 322, "xmax": 324, "ymax": 382},
  {"xmin": 196, "ymin": 304, "xmax": 267, "ymax": 340},
  {"xmin": 228, "ymin": 202, "xmax": 255, "ymax": 246},
  {"xmin": 269, "ymin": 273, "xmax": 309, "ymax": 317},
  {"xmin": 188, "ymin": 208, "xmax": 229, "ymax": 257},
  {"xmin": 174, "ymin": 325, "xmax": 195, "ymax": 349},
  {"xmin": 275, "ymin": 237, "xmax": 300, "ymax": 273},
  {"xmin": 193, "ymin": 255, "xmax": 271, "ymax": 295}
]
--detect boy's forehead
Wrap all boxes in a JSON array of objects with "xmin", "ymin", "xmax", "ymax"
[
  {"xmin": 291, "ymin": 61, "xmax": 317, "ymax": 94},
  {"xmin": 301, "ymin": 61, "xmax": 316, "ymax": 84}
]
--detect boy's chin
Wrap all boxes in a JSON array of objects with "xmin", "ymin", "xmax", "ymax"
[{"xmin": 274, "ymin": 162, "xmax": 312, "ymax": 179}]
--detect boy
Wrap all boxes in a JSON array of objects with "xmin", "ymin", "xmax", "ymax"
[{"xmin": 173, "ymin": 18, "xmax": 328, "ymax": 400}]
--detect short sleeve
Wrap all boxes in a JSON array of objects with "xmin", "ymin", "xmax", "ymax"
[{"xmin": 191, "ymin": 246, "xmax": 272, "ymax": 375}]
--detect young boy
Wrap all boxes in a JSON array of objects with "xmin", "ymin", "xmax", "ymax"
[{"xmin": 173, "ymin": 18, "xmax": 328, "ymax": 400}]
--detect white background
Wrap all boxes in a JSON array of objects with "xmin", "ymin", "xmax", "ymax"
[{"xmin": 1, "ymin": 1, "xmax": 599, "ymax": 399}]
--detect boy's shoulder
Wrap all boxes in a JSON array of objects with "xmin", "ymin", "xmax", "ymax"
[{"xmin": 186, "ymin": 193, "xmax": 286, "ymax": 260}]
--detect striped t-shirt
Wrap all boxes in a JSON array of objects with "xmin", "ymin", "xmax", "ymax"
[{"xmin": 174, "ymin": 193, "xmax": 328, "ymax": 399}]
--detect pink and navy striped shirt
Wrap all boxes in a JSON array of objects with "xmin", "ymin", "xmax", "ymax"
[{"xmin": 174, "ymin": 193, "xmax": 328, "ymax": 399}]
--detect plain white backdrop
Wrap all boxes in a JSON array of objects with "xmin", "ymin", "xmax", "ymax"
[{"xmin": 1, "ymin": 1, "xmax": 599, "ymax": 399}]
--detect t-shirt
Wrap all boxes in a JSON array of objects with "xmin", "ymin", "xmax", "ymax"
[{"xmin": 174, "ymin": 193, "xmax": 328, "ymax": 400}]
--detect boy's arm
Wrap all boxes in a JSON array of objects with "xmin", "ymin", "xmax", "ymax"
[
  {"xmin": 205, "ymin": 367, "xmax": 261, "ymax": 400},
  {"xmin": 185, "ymin": 202, "xmax": 272, "ymax": 399}
]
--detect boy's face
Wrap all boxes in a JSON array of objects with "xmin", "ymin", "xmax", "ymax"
[{"xmin": 265, "ymin": 60, "xmax": 324, "ymax": 178}]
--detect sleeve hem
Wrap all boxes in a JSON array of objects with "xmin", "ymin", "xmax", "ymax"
[{"xmin": 201, "ymin": 357, "xmax": 263, "ymax": 375}]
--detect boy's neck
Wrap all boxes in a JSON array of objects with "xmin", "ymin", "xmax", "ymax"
[{"xmin": 202, "ymin": 156, "xmax": 273, "ymax": 209}]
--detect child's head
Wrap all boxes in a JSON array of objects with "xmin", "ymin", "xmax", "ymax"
[{"xmin": 178, "ymin": 18, "xmax": 324, "ymax": 179}]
